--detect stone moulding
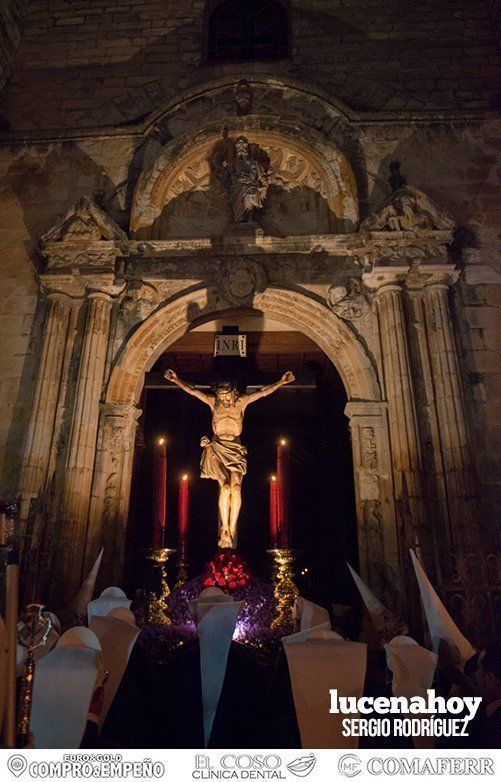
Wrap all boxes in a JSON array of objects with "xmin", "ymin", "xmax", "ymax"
[
  {"xmin": 40, "ymin": 197, "xmax": 126, "ymax": 242},
  {"xmin": 39, "ymin": 230, "xmax": 453, "ymax": 261},
  {"xmin": 38, "ymin": 182, "xmax": 456, "ymax": 284},
  {"xmin": 39, "ymin": 196, "xmax": 128, "ymax": 271},
  {"xmin": 105, "ymin": 285, "xmax": 381, "ymax": 407},
  {"xmin": 0, "ymin": 73, "xmax": 495, "ymax": 145}
]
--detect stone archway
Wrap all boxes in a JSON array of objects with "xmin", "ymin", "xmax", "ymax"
[
  {"xmin": 86, "ymin": 285, "xmax": 398, "ymax": 603},
  {"xmin": 107, "ymin": 286, "xmax": 379, "ymax": 405}
]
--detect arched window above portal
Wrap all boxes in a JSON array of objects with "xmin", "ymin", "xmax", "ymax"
[{"xmin": 206, "ymin": 0, "xmax": 290, "ymax": 63}]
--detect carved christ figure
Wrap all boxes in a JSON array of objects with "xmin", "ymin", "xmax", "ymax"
[{"xmin": 164, "ymin": 369, "xmax": 295, "ymax": 548}]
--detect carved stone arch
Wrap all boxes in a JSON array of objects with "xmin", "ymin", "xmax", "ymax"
[
  {"xmin": 131, "ymin": 124, "xmax": 359, "ymax": 238},
  {"xmin": 91, "ymin": 285, "xmax": 397, "ymax": 596},
  {"xmin": 105, "ymin": 285, "xmax": 380, "ymax": 406},
  {"xmin": 140, "ymin": 75, "xmax": 358, "ymax": 137}
]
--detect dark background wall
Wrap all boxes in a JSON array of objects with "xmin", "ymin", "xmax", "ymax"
[{"xmin": 0, "ymin": 0, "xmax": 28, "ymax": 95}]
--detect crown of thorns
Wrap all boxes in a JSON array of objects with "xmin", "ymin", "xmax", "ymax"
[{"xmin": 211, "ymin": 379, "xmax": 238, "ymax": 394}]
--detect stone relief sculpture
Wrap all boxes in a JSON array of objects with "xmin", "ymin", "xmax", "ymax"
[
  {"xmin": 326, "ymin": 277, "xmax": 371, "ymax": 321},
  {"xmin": 269, "ymin": 147, "xmax": 328, "ymax": 200},
  {"xmin": 357, "ymin": 425, "xmax": 380, "ymax": 502},
  {"xmin": 362, "ymin": 427, "xmax": 378, "ymax": 470},
  {"xmin": 120, "ymin": 281, "xmax": 159, "ymax": 323},
  {"xmin": 234, "ymin": 79, "xmax": 253, "ymax": 115},
  {"xmin": 221, "ymin": 134, "xmax": 269, "ymax": 223},
  {"xmin": 362, "ymin": 185, "xmax": 455, "ymax": 232},
  {"xmin": 216, "ymin": 259, "xmax": 268, "ymax": 306}
]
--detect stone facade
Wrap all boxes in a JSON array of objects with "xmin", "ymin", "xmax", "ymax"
[
  {"xmin": 2, "ymin": 0, "xmax": 500, "ymax": 130},
  {"xmin": 0, "ymin": 1, "xmax": 27, "ymax": 95},
  {"xmin": 0, "ymin": 1, "xmax": 499, "ymax": 639}
]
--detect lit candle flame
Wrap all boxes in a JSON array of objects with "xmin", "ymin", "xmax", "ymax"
[
  {"xmin": 182, "ymin": 474, "xmax": 188, "ymax": 481},
  {"xmin": 158, "ymin": 437, "xmax": 165, "ymax": 445},
  {"xmin": 280, "ymin": 438, "xmax": 287, "ymax": 446},
  {"xmin": 271, "ymin": 475, "xmax": 277, "ymax": 481}
]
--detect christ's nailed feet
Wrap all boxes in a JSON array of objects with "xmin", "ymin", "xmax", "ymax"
[{"xmin": 218, "ymin": 528, "xmax": 234, "ymax": 549}]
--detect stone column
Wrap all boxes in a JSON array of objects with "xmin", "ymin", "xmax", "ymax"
[
  {"xmin": 57, "ymin": 285, "xmax": 119, "ymax": 594},
  {"xmin": 19, "ymin": 291, "xmax": 74, "ymax": 519},
  {"xmin": 45, "ymin": 303, "xmax": 80, "ymax": 483},
  {"xmin": 372, "ymin": 282, "xmax": 426, "ymax": 544},
  {"xmin": 406, "ymin": 280, "xmax": 454, "ymax": 564},
  {"xmin": 406, "ymin": 271, "xmax": 488, "ymax": 641},
  {"xmin": 363, "ymin": 268, "xmax": 436, "ymax": 634},
  {"xmin": 86, "ymin": 402, "xmax": 142, "ymax": 588},
  {"xmin": 371, "ymin": 278, "xmax": 433, "ymax": 631},
  {"xmin": 406, "ymin": 288, "xmax": 451, "ymax": 586},
  {"xmin": 421, "ymin": 282, "xmax": 480, "ymax": 552}
]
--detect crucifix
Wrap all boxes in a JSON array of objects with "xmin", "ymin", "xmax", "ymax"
[{"xmin": 164, "ymin": 369, "xmax": 295, "ymax": 548}]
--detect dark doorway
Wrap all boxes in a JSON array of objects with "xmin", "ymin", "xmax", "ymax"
[{"xmin": 126, "ymin": 320, "xmax": 358, "ymax": 609}]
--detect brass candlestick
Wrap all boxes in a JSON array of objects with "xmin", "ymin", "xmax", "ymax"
[
  {"xmin": 175, "ymin": 549, "xmax": 189, "ymax": 589},
  {"xmin": 144, "ymin": 547, "xmax": 176, "ymax": 625},
  {"xmin": 267, "ymin": 548, "xmax": 299, "ymax": 633},
  {"xmin": 17, "ymin": 604, "xmax": 52, "ymax": 748}
]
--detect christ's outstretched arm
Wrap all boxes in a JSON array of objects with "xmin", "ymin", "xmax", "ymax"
[
  {"xmin": 164, "ymin": 369, "xmax": 214, "ymax": 407},
  {"xmin": 244, "ymin": 371, "xmax": 295, "ymax": 406}
]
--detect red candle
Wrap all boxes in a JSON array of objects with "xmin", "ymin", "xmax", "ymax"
[
  {"xmin": 277, "ymin": 438, "xmax": 290, "ymax": 548},
  {"xmin": 269, "ymin": 475, "xmax": 278, "ymax": 548},
  {"xmin": 178, "ymin": 473, "xmax": 190, "ymax": 554},
  {"xmin": 153, "ymin": 436, "xmax": 167, "ymax": 547}
]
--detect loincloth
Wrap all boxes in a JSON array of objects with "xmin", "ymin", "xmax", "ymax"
[{"xmin": 200, "ymin": 437, "xmax": 247, "ymax": 480}]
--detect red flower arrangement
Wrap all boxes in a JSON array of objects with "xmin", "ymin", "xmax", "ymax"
[{"xmin": 201, "ymin": 551, "xmax": 251, "ymax": 593}]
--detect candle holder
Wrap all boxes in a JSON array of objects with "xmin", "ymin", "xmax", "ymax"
[
  {"xmin": 267, "ymin": 548, "xmax": 300, "ymax": 633},
  {"xmin": 143, "ymin": 547, "xmax": 176, "ymax": 625},
  {"xmin": 174, "ymin": 549, "xmax": 189, "ymax": 589},
  {"xmin": 16, "ymin": 604, "xmax": 52, "ymax": 747}
]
